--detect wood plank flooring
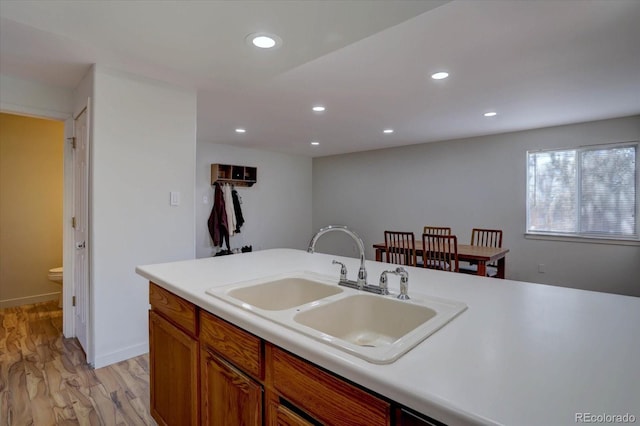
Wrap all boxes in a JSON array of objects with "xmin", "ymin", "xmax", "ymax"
[{"xmin": 0, "ymin": 301, "xmax": 154, "ymax": 425}]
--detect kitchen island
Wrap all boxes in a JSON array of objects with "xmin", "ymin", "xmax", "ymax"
[{"xmin": 136, "ymin": 248, "xmax": 640, "ymax": 425}]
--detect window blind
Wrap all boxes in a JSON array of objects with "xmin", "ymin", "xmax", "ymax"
[{"xmin": 527, "ymin": 143, "xmax": 637, "ymax": 239}]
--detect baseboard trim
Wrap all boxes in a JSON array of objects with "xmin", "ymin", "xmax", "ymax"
[
  {"xmin": 0, "ymin": 292, "xmax": 60, "ymax": 309},
  {"xmin": 92, "ymin": 341, "xmax": 149, "ymax": 369}
]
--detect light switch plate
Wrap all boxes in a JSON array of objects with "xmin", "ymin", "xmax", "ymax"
[{"xmin": 170, "ymin": 191, "xmax": 180, "ymax": 206}]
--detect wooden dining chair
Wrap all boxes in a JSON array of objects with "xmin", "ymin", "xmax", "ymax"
[
  {"xmin": 422, "ymin": 233, "xmax": 459, "ymax": 272},
  {"xmin": 460, "ymin": 228, "xmax": 503, "ymax": 276},
  {"xmin": 471, "ymin": 228, "xmax": 503, "ymax": 248},
  {"xmin": 384, "ymin": 231, "xmax": 417, "ymax": 267},
  {"xmin": 423, "ymin": 226, "xmax": 452, "ymax": 236}
]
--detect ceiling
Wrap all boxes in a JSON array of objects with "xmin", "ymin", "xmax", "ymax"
[{"xmin": 1, "ymin": 0, "xmax": 639, "ymax": 157}]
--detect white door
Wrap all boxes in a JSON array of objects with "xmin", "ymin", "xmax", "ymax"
[{"xmin": 73, "ymin": 109, "xmax": 90, "ymax": 357}]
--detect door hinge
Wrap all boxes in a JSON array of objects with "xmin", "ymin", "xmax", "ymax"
[
  {"xmin": 68, "ymin": 137, "xmax": 77, "ymax": 149},
  {"xmin": 72, "ymin": 296, "xmax": 76, "ymax": 307},
  {"xmin": 72, "ymin": 217, "xmax": 77, "ymax": 229}
]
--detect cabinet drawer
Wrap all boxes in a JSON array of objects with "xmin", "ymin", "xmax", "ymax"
[
  {"xmin": 271, "ymin": 346, "xmax": 391, "ymax": 426},
  {"xmin": 149, "ymin": 282, "xmax": 196, "ymax": 335},
  {"xmin": 268, "ymin": 399, "xmax": 315, "ymax": 426},
  {"xmin": 200, "ymin": 310, "xmax": 263, "ymax": 380}
]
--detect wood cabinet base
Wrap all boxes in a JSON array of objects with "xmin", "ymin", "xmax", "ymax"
[{"xmin": 148, "ymin": 310, "xmax": 198, "ymax": 426}]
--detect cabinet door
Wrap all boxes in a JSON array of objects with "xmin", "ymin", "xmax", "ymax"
[
  {"xmin": 149, "ymin": 310, "xmax": 198, "ymax": 426},
  {"xmin": 267, "ymin": 399, "xmax": 315, "ymax": 426},
  {"xmin": 201, "ymin": 348, "xmax": 263, "ymax": 426}
]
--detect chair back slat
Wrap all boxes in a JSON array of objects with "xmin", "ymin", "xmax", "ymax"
[
  {"xmin": 422, "ymin": 234, "xmax": 459, "ymax": 272},
  {"xmin": 471, "ymin": 228, "xmax": 503, "ymax": 248},
  {"xmin": 470, "ymin": 228, "xmax": 503, "ymax": 269},
  {"xmin": 384, "ymin": 231, "xmax": 417, "ymax": 266},
  {"xmin": 423, "ymin": 226, "xmax": 452, "ymax": 236}
]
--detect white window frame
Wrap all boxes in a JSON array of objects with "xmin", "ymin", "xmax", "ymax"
[{"xmin": 526, "ymin": 141, "xmax": 639, "ymax": 244}]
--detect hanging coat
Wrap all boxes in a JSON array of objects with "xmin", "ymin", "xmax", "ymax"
[
  {"xmin": 208, "ymin": 183, "xmax": 230, "ymax": 249},
  {"xmin": 223, "ymin": 183, "xmax": 237, "ymax": 236},
  {"xmin": 232, "ymin": 189, "xmax": 245, "ymax": 233}
]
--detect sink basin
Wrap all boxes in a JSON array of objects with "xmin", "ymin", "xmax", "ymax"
[
  {"xmin": 207, "ymin": 271, "xmax": 467, "ymax": 364},
  {"xmin": 293, "ymin": 294, "xmax": 466, "ymax": 363},
  {"xmin": 227, "ymin": 277, "xmax": 343, "ymax": 311},
  {"xmin": 294, "ymin": 294, "xmax": 437, "ymax": 347},
  {"xmin": 206, "ymin": 271, "xmax": 344, "ymax": 312}
]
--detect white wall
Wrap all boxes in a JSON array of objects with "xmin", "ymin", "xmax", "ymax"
[
  {"xmin": 313, "ymin": 116, "xmax": 640, "ymax": 297},
  {"xmin": 90, "ymin": 66, "xmax": 196, "ymax": 367},
  {"xmin": 196, "ymin": 142, "xmax": 312, "ymax": 258},
  {"xmin": 0, "ymin": 74, "xmax": 73, "ymax": 119}
]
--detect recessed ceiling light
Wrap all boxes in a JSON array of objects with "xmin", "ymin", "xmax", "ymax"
[
  {"xmin": 311, "ymin": 141, "xmax": 320, "ymax": 146},
  {"xmin": 484, "ymin": 112, "xmax": 498, "ymax": 117},
  {"xmin": 431, "ymin": 72, "xmax": 449, "ymax": 80},
  {"xmin": 383, "ymin": 129, "xmax": 394, "ymax": 134},
  {"xmin": 312, "ymin": 106, "xmax": 326, "ymax": 112},
  {"xmin": 235, "ymin": 128, "xmax": 246, "ymax": 133},
  {"xmin": 247, "ymin": 33, "xmax": 282, "ymax": 49}
]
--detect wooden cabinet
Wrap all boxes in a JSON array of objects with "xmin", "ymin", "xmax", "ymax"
[
  {"xmin": 149, "ymin": 282, "xmax": 197, "ymax": 335},
  {"xmin": 200, "ymin": 349, "xmax": 263, "ymax": 425},
  {"xmin": 199, "ymin": 310, "xmax": 263, "ymax": 380},
  {"xmin": 148, "ymin": 310, "xmax": 198, "ymax": 426},
  {"xmin": 267, "ymin": 399, "xmax": 315, "ymax": 426},
  {"xmin": 148, "ymin": 282, "xmax": 441, "ymax": 426},
  {"xmin": 268, "ymin": 344, "xmax": 390, "ymax": 425},
  {"xmin": 211, "ymin": 163, "xmax": 257, "ymax": 187},
  {"xmin": 200, "ymin": 310, "xmax": 264, "ymax": 425}
]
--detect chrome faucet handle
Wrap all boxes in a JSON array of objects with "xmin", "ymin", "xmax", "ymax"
[
  {"xmin": 332, "ymin": 260, "xmax": 348, "ymax": 281},
  {"xmin": 378, "ymin": 270, "xmax": 397, "ymax": 295},
  {"xmin": 395, "ymin": 267, "xmax": 410, "ymax": 300}
]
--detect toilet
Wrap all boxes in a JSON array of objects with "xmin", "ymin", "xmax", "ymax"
[{"xmin": 48, "ymin": 267, "xmax": 63, "ymax": 308}]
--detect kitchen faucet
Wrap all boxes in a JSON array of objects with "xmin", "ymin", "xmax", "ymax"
[
  {"xmin": 308, "ymin": 225, "xmax": 368, "ymax": 289},
  {"xmin": 308, "ymin": 225, "xmax": 410, "ymax": 297}
]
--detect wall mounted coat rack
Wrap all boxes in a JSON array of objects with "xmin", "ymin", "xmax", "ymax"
[{"xmin": 211, "ymin": 164, "xmax": 257, "ymax": 187}]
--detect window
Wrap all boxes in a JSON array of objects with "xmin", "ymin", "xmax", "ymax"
[{"xmin": 527, "ymin": 142, "xmax": 638, "ymax": 240}]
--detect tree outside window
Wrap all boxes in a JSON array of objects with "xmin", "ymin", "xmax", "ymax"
[{"xmin": 527, "ymin": 143, "xmax": 637, "ymax": 239}]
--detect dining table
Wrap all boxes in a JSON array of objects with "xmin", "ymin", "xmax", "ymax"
[{"xmin": 372, "ymin": 241, "xmax": 510, "ymax": 278}]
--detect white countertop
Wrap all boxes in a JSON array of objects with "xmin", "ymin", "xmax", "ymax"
[{"xmin": 136, "ymin": 248, "xmax": 640, "ymax": 426}]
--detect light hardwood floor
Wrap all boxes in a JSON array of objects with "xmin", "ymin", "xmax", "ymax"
[{"xmin": 0, "ymin": 301, "xmax": 154, "ymax": 425}]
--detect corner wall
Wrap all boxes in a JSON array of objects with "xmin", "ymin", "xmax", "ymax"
[
  {"xmin": 91, "ymin": 67, "xmax": 197, "ymax": 367},
  {"xmin": 196, "ymin": 142, "xmax": 313, "ymax": 258},
  {"xmin": 312, "ymin": 116, "xmax": 640, "ymax": 297}
]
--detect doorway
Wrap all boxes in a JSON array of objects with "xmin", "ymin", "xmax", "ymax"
[
  {"xmin": 0, "ymin": 103, "xmax": 92, "ymax": 365},
  {"xmin": 0, "ymin": 113, "xmax": 64, "ymax": 308}
]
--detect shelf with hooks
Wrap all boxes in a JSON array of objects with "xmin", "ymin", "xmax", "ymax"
[{"xmin": 211, "ymin": 164, "xmax": 257, "ymax": 187}]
